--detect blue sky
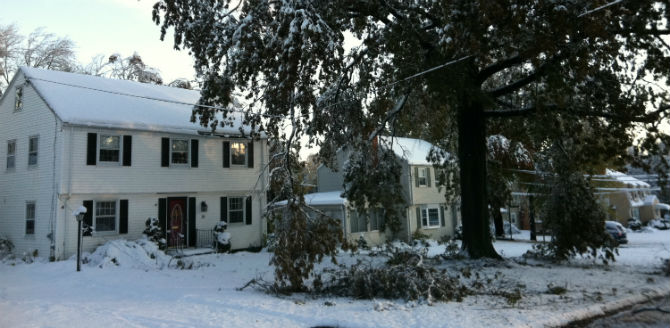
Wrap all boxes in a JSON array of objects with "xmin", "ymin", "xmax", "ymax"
[{"xmin": 1, "ymin": 0, "xmax": 195, "ymax": 83}]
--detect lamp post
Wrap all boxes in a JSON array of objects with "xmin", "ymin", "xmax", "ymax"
[{"xmin": 72, "ymin": 206, "xmax": 87, "ymax": 272}]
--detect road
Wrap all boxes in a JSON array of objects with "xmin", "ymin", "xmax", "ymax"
[{"xmin": 570, "ymin": 295, "xmax": 670, "ymax": 328}]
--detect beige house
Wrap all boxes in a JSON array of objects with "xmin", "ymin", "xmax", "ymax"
[
  {"xmin": 301, "ymin": 137, "xmax": 458, "ymax": 246},
  {"xmin": 599, "ymin": 169, "xmax": 662, "ymax": 224}
]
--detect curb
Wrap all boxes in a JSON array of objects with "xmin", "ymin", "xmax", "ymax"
[{"xmin": 538, "ymin": 285, "xmax": 670, "ymax": 327}]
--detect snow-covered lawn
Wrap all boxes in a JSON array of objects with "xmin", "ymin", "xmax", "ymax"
[{"xmin": 1, "ymin": 229, "xmax": 668, "ymax": 328}]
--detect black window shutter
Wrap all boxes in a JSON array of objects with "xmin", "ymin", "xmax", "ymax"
[
  {"xmin": 440, "ymin": 206, "xmax": 446, "ymax": 227},
  {"xmin": 86, "ymin": 133, "xmax": 97, "ymax": 165},
  {"xmin": 188, "ymin": 197, "xmax": 196, "ymax": 247},
  {"xmin": 158, "ymin": 198, "xmax": 167, "ymax": 240},
  {"xmin": 247, "ymin": 142, "xmax": 254, "ymax": 168},
  {"xmin": 191, "ymin": 139, "xmax": 199, "ymax": 168},
  {"xmin": 161, "ymin": 138, "xmax": 170, "ymax": 167},
  {"xmin": 245, "ymin": 196, "xmax": 252, "ymax": 225},
  {"xmin": 119, "ymin": 199, "xmax": 129, "ymax": 234},
  {"xmin": 122, "ymin": 135, "xmax": 132, "ymax": 166},
  {"xmin": 414, "ymin": 167, "xmax": 419, "ymax": 187},
  {"xmin": 416, "ymin": 207, "xmax": 421, "ymax": 229},
  {"xmin": 83, "ymin": 200, "xmax": 93, "ymax": 236},
  {"xmin": 220, "ymin": 197, "xmax": 228, "ymax": 222},
  {"xmin": 427, "ymin": 168, "xmax": 431, "ymax": 187},
  {"xmin": 223, "ymin": 141, "xmax": 230, "ymax": 168}
]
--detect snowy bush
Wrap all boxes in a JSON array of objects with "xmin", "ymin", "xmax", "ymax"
[
  {"xmin": 143, "ymin": 217, "xmax": 166, "ymax": 250},
  {"xmin": 312, "ymin": 259, "xmax": 470, "ymax": 303},
  {"xmin": 0, "ymin": 236, "xmax": 14, "ymax": 260},
  {"xmin": 213, "ymin": 221, "xmax": 231, "ymax": 253}
]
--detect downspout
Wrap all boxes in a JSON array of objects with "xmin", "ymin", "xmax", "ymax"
[
  {"xmin": 407, "ymin": 163, "xmax": 414, "ymax": 242},
  {"xmin": 48, "ymin": 113, "xmax": 59, "ymax": 261},
  {"xmin": 259, "ymin": 139, "xmax": 265, "ymax": 244},
  {"xmin": 342, "ymin": 204, "xmax": 348, "ymax": 242}
]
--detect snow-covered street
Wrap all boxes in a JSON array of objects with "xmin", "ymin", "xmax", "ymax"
[{"xmin": 1, "ymin": 229, "xmax": 668, "ymax": 328}]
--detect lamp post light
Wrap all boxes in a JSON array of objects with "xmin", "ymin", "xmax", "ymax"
[{"xmin": 72, "ymin": 206, "xmax": 87, "ymax": 272}]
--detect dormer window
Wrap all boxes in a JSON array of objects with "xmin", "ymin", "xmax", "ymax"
[{"xmin": 15, "ymin": 86, "xmax": 23, "ymax": 111}]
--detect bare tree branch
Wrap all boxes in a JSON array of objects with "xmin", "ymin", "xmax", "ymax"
[{"xmin": 477, "ymin": 53, "xmax": 522, "ymax": 85}]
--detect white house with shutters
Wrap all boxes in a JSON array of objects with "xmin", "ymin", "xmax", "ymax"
[
  {"xmin": 0, "ymin": 67, "xmax": 268, "ymax": 260},
  {"xmin": 312, "ymin": 137, "xmax": 459, "ymax": 245}
]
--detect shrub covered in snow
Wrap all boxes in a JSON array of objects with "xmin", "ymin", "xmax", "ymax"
[
  {"xmin": 143, "ymin": 217, "xmax": 166, "ymax": 250},
  {"xmin": 0, "ymin": 236, "xmax": 14, "ymax": 260},
  {"xmin": 213, "ymin": 222, "xmax": 231, "ymax": 253},
  {"xmin": 312, "ymin": 259, "xmax": 470, "ymax": 303}
]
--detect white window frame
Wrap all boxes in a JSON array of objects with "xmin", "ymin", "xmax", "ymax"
[
  {"xmin": 28, "ymin": 135, "xmax": 38, "ymax": 167},
  {"xmin": 6, "ymin": 139, "xmax": 16, "ymax": 170},
  {"xmin": 421, "ymin": 205, "xmax": 441, "ymax": 229},
  {"xmin": 98, "ymin": 134, "xmax": 122, "ymax": 164},
  {"xmin": 94, "ymin": 200, "xmax": 118, "ymax": 234},
  {"xmin": 170, "ymin": 138, "xmax": 190, "ymax": 166},
  {"xmin": 15, "ymin": 86, "xmax": 23, "ymax": 111},
  {"xmin": 25, "ymin": 201, "xmax": 36, "ymax": 235},
  {"xmin": 418, "ymin": 167, "xmax": 428, "ymax": 186},
  {"xmin": 230, "ymin": 142, "xmax": 248, "ymax": 166},
  {"xmin": 228, "ymin": 196, "xmax": 245, "ymax": 223}
]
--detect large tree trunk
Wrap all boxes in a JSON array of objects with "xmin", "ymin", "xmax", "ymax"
[{"xmin": 458, "ymin": 101, "xmax": 501, "ymax": 259}]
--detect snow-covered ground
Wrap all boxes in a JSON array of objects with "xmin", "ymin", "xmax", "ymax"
[{"xmin": 1, "ymin": 229, "xmax": 668, "ymax": 328}]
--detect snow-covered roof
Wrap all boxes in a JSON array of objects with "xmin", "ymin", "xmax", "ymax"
[
  {"xmin": 273, "ymin": 191, "xmax": 346, "ymax": 206},
  {"xmin": 20, "ymin": 67, "xmax": 257, "ymax": 137},
  {"xmin": 605, "ymin": 169, "xmax": 651, "ymax": 188},
  {"xmin": 379, "ymin": 136, "xmax": 437, "ymax": 165},
  {"xmin": 644, "ymin": 195, "xmax": 658, "ymax": 206}
]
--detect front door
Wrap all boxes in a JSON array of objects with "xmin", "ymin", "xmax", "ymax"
[{"xmin": 168, "ymin": 197, "xmax": 187, "ymax": 247}]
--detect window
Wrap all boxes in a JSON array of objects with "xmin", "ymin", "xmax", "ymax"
[
  {"xmin": 15, "ymin": 86, "xmax": 23, "ymax": 111},
  {"xmin": 228, "ymin": 197, "xmax": 244, "ymax": 223},
  {"xmin": 418, "ymin": 167, "xmax": 428, "ymax": 186},
  {"xmin": 95, "ymin": 201, "xmax": 117, "ymax": 232},
  {"xmin": 421, "ymin": 206, "xmax": 440, "ymax": 228},
  {"xmin": 350, "ymin": 211, "xmax": 368, "ymax": 233},
  {"xmin": 171, "ymin": 139, "xmax": 189, "ymax": 164},
  {"xmin": 6, "ymin": 140, "xmax": 16, "ymax": 169},
  {"xmin": 99, "ymin": 135, "xmax": 120, "ymax": 162},
  {"xmin": 230, "ymin": 142, "xmax": 247, "ymax": 165},
  {"xmin": 370, "ymin": 209, "xmax": 385, "ymax": 231},
  {"xmin": 28, "ymin": 136, "xmax": 38, "ymax": 166},
  {"xmin": 25, "ymin": 202, "xmax": 35, "ymax": 235}
]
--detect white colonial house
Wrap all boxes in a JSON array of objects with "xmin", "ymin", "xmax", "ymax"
[
  {"xmin": 308, "ymin": 137, "xmax": 459, "ymax": 245},
  {"xmin": 0, "ymin": 67, "xmax": 268, "ymax": 260}
]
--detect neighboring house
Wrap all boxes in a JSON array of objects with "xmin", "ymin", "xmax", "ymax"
[
  {"xmin": 0, "ymin": 67, "xmax": 268, "ymax": 260},
  {"xmin": 303, "ymin": 137, "xmax": 458, "ymax": 246},
  {"xmin": 598, "ymin": 169, "xmax": 663, "ymax": 224}
]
